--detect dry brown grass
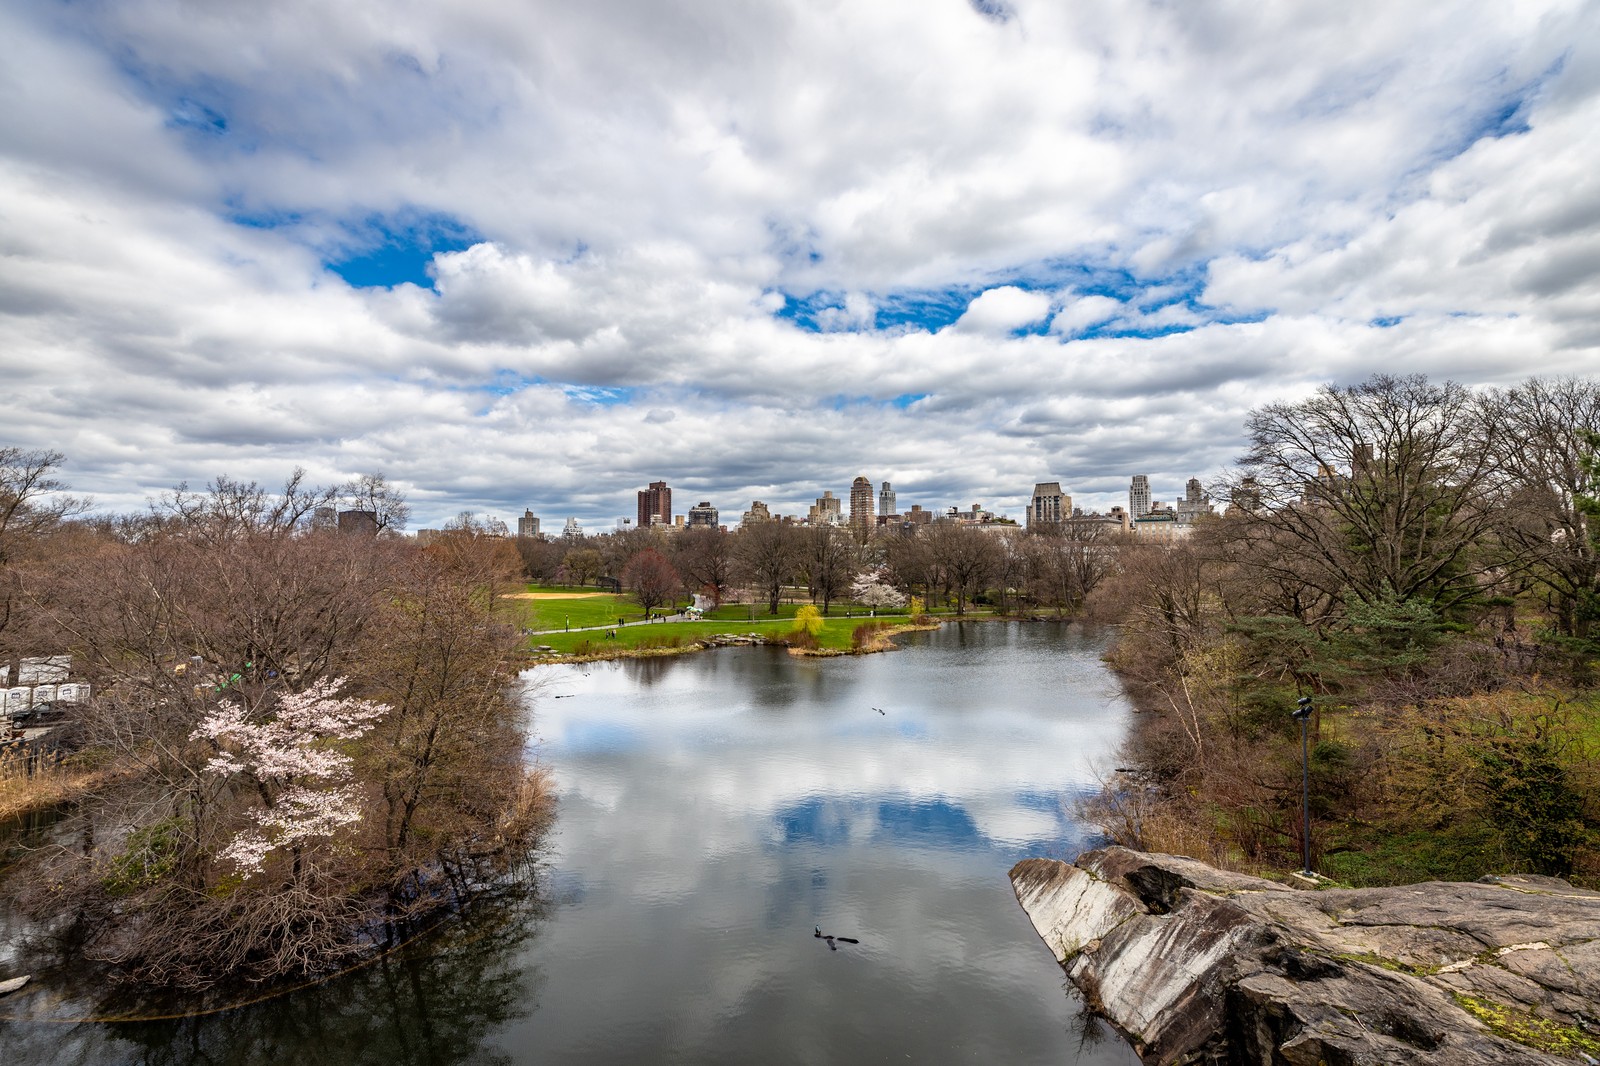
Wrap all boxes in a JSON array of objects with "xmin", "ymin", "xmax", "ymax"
[{"xmin": 0, "ymin": 750, "xmax": 115, "ymax": 821}]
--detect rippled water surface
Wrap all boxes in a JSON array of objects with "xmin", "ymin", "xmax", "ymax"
[{"xmin": 1, "ymin": 621, "xmax": 1139, "ymax": 1065}]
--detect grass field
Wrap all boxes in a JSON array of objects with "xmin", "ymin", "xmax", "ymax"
[
  {"xmin": 510, "ymin": 585, "xmax": 659, "ymax": 631},
  {"xmin": 515, "ymin": 584, "xmax": 916, "ymax": 633},
  {"xmin": 527, "ymin": 616, "xmax": 913, "ymax": 656}
]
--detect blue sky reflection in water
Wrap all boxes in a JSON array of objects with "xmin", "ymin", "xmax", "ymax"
[
  {"xmin": 0, "ymin": 623, "xmax": 1138, "ymax": 1065},
  {"xmin": 507, "ymin": 622, "xmax": 1139, "ymax": 1063}
]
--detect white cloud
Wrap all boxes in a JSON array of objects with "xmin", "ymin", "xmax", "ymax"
[
  {"xmin": 0, "ymin": 0, "xmax": 1595, "ymax": 526},
  {"xmin": 1049, "ymin": 294, "xmax": 1123, "ymax": 336},
  {"xmin": 950, "ymin": 286, "xmax": 1054, "ymax": 334}
]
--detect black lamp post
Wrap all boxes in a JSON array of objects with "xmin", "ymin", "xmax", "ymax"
[{"xmin": 1292, "ymin": 695, "xmax": 1314, "ymax": 877}]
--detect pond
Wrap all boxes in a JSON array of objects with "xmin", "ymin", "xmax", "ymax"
[{"xmin": 0, "ymin": 621, "xmax": 1139, "ymax": 1064}]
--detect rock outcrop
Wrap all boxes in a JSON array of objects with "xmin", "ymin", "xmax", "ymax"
[{"xmin": 1010, "ymin": 848, "xmax": 1600, "ymax": 1064}]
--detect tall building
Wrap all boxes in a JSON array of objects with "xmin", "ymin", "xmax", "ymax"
[
  {"xmin": 338, "ymin": 509, "xmax": 378, "ymax": 536},
  {"xmin": 808, "ymin": 491, "xmax": 843, "ymax": 526},
  {"xmin": 878, "ymin": 481, "xmax": 896, "ymax": 518},
  {"xmin": 1233, "ymin": 476, "xmax": 1262, "ymax": 513},
  {"xmin": 742, "ymin": 500, "xmax": 772, "ymax": 524},
  {"xmin": 1129, "ymin": 475, "xmax": 1152, "ymax": 517},
  {"xmin": 1176, "ymin": 479, "xmax": 1214, "ymax": 524},
  {"xmin": 1028, "ymin": 482, "xmax": 1069, "ymax": 527},
  {"xmin": 849, "ymin": 476, "xmax": 874, "ymax": 531},
  {"xmin": 562, "ymin": 517, "xmax": 584, "ymax": 540},
  {"xmin": 1352, "ymin": 442, "xmax": 1375, "ymax": 481},
  {"xmin": 517, "ymin": 509, "xmax": 540, "ymax": 537},
  {"xmin": 687, "ymin": 501, "xmax": 719, "ymax": 528},
  {"xmin": 637, "ymin": 480, "xmax": 672, "ymax": 528}
]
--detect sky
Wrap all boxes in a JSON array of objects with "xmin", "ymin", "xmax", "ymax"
[{"xmin": 3, "ymin": 0, "xmax": 1598, "ymax": 530}]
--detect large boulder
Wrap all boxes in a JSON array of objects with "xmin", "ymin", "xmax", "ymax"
[{"xmin": 1010, "ymin": 848, "xmax": 1600, "ymax": 1064}]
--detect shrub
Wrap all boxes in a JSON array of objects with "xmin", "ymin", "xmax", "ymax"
[
  {"xmin": 788, "ymin": 629, "xmax": 819, "ymax": 650},
  {"xmin": 851, "ymin": 622, "xmax": 889, "ymax": 650}
]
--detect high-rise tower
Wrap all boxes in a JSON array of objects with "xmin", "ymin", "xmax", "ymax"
[
  {"xmin": 637, "ymin": 481, "xmax": 672, "ymax": 528},
  {"xmin": 1129, "ymin": 475, "xmax": 1152, "ymax": 518},
  {"xmin": 1029, "ymin": 482, "xmax": 1068, "ymax": 527},
  {"xmin": 878, "ymin": 481, "xmax": 896, "ymax": 519},
  {"xmin": 808, "ymin": 491, "xmax": 843, "ymax": 526},
  {"xmin": 850, "ymin": 476, "xmax": 874, "ymax": 531}
]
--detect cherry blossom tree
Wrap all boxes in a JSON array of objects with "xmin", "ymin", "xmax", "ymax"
[
  {"xmin": 851, "ymin": 569, "xmax": 908, "ymax": 612},
  {"xmin": 193, "ymin": 677, "xmax": 388, "ymax": 874}
]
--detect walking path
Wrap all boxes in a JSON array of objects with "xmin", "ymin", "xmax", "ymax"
[{"xmin": 528, "ymin": 612, "xmax": 692, "ymax": 636}]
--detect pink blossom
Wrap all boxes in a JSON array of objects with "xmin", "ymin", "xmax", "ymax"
[{"xmin": 193, "ymin": 677, "xmax": 389, "ymax": 873}]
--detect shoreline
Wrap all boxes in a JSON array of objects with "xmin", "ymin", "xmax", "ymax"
[{"xmin": 523, "ymin": 618, "xmax": 947, "ymax": 666}]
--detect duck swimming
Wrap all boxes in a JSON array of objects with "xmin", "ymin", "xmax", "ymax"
[{"xmin": 814, "ymin": 927, "xmax": 860, "ymax": 949}]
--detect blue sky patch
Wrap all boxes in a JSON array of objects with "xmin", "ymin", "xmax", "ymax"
[
  {"xmin": 772, "ymin": 260, "xmax": 1259, "ymax": 340},
  {"xmin": 563, "ymin": 385, "xmax": 637, "ymax": 406},
  {"xmin": 168, "ymin": 98, "xmax": 228, "ymax": 136},
  {"xmin": 324, "ymin": 211, "xmax": 482, "ymax": 289}
]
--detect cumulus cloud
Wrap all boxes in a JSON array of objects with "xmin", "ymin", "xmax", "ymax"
[
  {"xmin": 0, "ymin": 0, "xmax": 1596, "ymax": 526},
  {"xmin": 1049, "ymin": 294, "xmax": 1123, "ymax": 336},
  {"xmin": 950, "ymin": 287, "xmax": 1054, "ymax": 334}
]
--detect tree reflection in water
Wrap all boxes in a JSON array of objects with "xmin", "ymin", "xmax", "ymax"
[{"xmin": 0, "ymin": 879, "xmax": 549, "ymax": 1066}]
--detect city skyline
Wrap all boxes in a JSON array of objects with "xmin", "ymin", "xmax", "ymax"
[
  {"xmin": 3, "ymin": 3, "xmax": 1596, "ymax": 529},
  {"xmin": 509, "ymin": 470, "xmax": 1214, "ymax": 534}
]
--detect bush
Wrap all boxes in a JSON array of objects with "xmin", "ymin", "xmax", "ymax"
[
  {"xmin": 787, "ymin": 629, "xmax": 819, "ymax": 650},
  {"xmin": 851, "ymin": 622, "xmax": 889, "ymax": 650}
]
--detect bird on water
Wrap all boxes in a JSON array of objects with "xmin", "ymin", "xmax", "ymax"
[{"xmin": 814, "ymin": 927, "xmax": 860, "ymax": 950}]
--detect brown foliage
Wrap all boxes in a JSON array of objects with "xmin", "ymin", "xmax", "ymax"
[{"xmin": 3, "ymin": 477, "xmax": 553, "ymax": 988}]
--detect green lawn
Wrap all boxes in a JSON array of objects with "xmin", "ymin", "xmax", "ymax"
[
  {"xmin": 514, "ymin": 582, "xmax": 994, "ymax": 648},
  {"xmin": 527, "ymin": 616, "xmax": 910, "ymax": 656},
  {"xmin": 512, "ymin": 586, "xmax": 660, "ymax": 631}
]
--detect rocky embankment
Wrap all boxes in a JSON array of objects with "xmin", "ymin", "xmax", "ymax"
[{"xmin": 1010, "ymin": 847, "xmax": 1600, "ymax": 1064}]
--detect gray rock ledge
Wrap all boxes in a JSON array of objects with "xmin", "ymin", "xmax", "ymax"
[{"xmin": 1010, "ymin": 847, "xmax": 1600, "ymax": 1065}]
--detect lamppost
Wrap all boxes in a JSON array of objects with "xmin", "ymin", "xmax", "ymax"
[{"xmin": 1292, "ymin": 695, "xmax": 1314, "ymax": 877}]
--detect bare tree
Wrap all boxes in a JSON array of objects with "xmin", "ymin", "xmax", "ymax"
[
  {"xmin": 559, "ymin": 547, "xmax": 604, "ymax": 587},
  {"xmin": 515, "ymin": 534, "xmax": 567, "ymax": 583},
  {"xmin": 800, "ymin": 523, "xmax": 855, "ymax": 614},
  {"xmin": 1023, "ymin": 524, "xmax": 1116, "ymax": 617},
  {"xmin": 355, "ymin": 551, "xmax": 550, "ymax": 915},
  {"xmin": 159, "ymin": 469, "xmax": 335, "ymax": 544},
  {"xmin": 671, "ymin": 525, "xmax": 734, "ymax": 605},
  {"xmin": 426, "ymin": 521, "xmax": 524, "ymax": 610},
  {"xmin": 921, "ymin": 522, "xmax": 999, "ymax": 615},
  {"xmin": 622, "ymin": 548, "xmax": 682, "ymax": 616},
  {"xmin": 599, "ymin": 527, "xmax": 657, "ymax": 581},
  {"xmin": 1232, "ymin": 374, "xmax": 1504, "ymax": 615},
  {"xmin": 0, "ymin": 448, "xmax": 85, "ymax": 564},
  {"xmin": 1479, "ymin": 377, "xmax": 1600, "ymax": 638},
  {"xmin": 734, "ymin": 520, "xmax": 801, "ymax": 614},
  {"xmin": 1, "ymin": 448, "xmax": 86, "ymax": 683},
  {"xmin": 341, "ymin": 472, "xmax": 411, "ymax": 535},
  {"xmin": 883, "ymin": 530, "xmax": 936, "ymax": 602}
]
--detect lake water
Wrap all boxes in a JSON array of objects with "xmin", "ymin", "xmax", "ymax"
[{"xmin": 0, "ymin": 621, "xmax": 1139, "ymax": 1065}]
